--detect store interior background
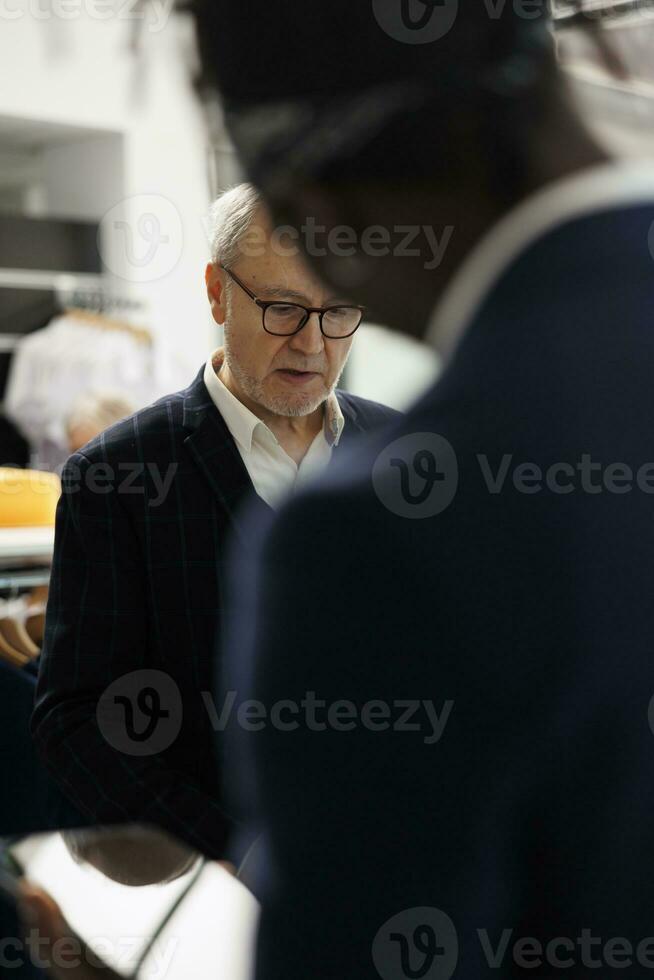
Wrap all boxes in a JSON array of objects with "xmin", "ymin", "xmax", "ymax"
[
  {"xmin": 0, "ymin": 4, "xmax": 653, "ymax": 978},
  {"xmin": 0, "ymin": 9, "xmax": 441, "ymax": 432},
  {"xmin": 0, "ymin": 6, "xmax": 653, "ymax": 430}
]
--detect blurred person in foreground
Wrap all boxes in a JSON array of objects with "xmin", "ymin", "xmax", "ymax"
[
  {"xmin": 203, "ymin": 3, "xmax": 654, "ymax": 979},
  {"xmin": 22, "ymin": 3, "xmax": 654, "ymax": 980}
]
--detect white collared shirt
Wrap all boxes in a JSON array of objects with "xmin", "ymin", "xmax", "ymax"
[
  {"xmin": 426, "ymin": 161, "xmax": 654, "ymax": 361},
  {"xmin": 203, "ymin": 348, "xmax": 345, "ymax": 510}
]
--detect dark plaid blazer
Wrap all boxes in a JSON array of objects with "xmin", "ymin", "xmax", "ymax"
[{"xmin": 30, "ymin": 365, "xmax": 399, "ymax": 858}]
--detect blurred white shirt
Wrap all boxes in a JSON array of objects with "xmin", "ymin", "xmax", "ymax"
[{"xmin": 203, "ymin": 348, "xmax": 344, "ymax": 510}]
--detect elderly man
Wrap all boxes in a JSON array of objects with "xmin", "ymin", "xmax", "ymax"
[{"xmin": 30, "ymin": 182, "xmax": 398, "ymax": 864}]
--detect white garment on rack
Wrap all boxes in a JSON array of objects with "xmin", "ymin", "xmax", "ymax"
[{"xmin": 5, "ymin": 314, "xmax": 163, "ymax": 471}]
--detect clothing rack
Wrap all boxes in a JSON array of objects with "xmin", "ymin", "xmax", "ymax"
[
  {"xmin": 0, "ymin": 269, "xmax": 106, "ymax": 292},
  {"xmin": 0, "ymin": 269, "xmax": 147, "ymax": 320},
  {"xmin": 65, "ymin": 289, "xmax": 143, "ymax": 316},
  {"xmin": 0, "ymin": 268, "xmax": 152, "ymax": 354},
  {"xmin": 0, "ymin": 270, "xmax": 95, "ymax": 361}
]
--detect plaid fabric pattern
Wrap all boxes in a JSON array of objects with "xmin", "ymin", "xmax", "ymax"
[{"xmin": 31, "ymin": 365, "xmax": 399, "ymax": 858}]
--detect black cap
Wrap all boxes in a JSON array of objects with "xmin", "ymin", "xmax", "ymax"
[
  {"xmin": 194, "ymin": 0, "xmax": 551, "ymax": 103},
  {"xmin": 191, "ymin": 0, "xmax": 554, "ymax": 190}
]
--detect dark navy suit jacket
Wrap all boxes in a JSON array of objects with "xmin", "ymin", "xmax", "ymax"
[
  {"xmin": 30, "ymin": 366, "xmax": 398, "ymax": 858},
  {"xmin": 225, "ymin": 200, "xmax": 654, "ymax": 977}
]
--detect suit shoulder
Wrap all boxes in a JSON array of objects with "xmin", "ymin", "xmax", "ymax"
[{"xmin": 336, "ymin": 390, "xmax": 402, "ymax": 428}]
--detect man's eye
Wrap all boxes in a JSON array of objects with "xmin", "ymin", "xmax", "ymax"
[
  {"xmin": 326, "ymin": 307, "xmax": 354, "ymax": 319},
  {"xmin": 270, "ymin": 305, "xmax": 298, "ymax": 316}
]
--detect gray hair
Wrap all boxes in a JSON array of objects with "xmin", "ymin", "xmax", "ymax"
[{"xmin": 207, "ymin": 182, "xmax": 263, "ymax": 268}]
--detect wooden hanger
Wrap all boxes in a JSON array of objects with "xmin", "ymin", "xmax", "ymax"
[
  {"xmin": 65, "ymin": 307, "xmax": 152, "ymax": 346},
  {"xmin": 25, "ymin": 611, "xmax": 46, "ymax": 647},
  {"xmin": 0, "ymin": 629, "xmax": 30, "ymax": 668},
  {"xmin": 0, "ymin": 617, "xmax": 40, "ymax": 659},
  {"xmin": 26, "ymin": 585, "xmax": 49, "ymax": 610}
]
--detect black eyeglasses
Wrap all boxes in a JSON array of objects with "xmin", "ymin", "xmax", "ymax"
[{"xmin": 221, "ymin": 266, "xmax": 366, "ymax": 339}]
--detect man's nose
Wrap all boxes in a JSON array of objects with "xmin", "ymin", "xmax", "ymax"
[{"xmin": 289, "ymin": 312, "xmax": 325, "ymax": 355}]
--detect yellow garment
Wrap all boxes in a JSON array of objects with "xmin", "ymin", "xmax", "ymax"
[{"xmin": 0, "ymin": 468, "xmax": 61, "ymax": 527}]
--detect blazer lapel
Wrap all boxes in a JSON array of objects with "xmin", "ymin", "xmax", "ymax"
[
  {"xmin": 182, "ymin": 368, "xmax": 272, "ymax": 540},
  {"xmin": 182, "ymin": 373, "xmax": 366, "ymax": 534}
]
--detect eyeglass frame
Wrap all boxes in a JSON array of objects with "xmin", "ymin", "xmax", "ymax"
[{"xmin": 220, "ymin": 265, "xmax": 366, "ymax": 339}]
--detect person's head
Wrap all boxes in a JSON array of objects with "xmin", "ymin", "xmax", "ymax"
[
  {"xmin": 205, "ymin": 183, "xmax": 359, "ymax": 418},
  {"xmin": 192, "ymin": 1, "xmax": 607, "ymax": 339},
  {"xmin": 66, "ymin": 391, "xmax": 135, "ymax": 452}
]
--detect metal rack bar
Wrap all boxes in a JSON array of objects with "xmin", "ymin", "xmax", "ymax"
[
  {"xmin": 0, "ymin": 269, "xmax": 107, "ymax": 292},
  {"xmin": 0, "ymin": 568, "xmax": 51, "ymax": 590},
  {"xmin": 0, "ymin": 269, "xmax": 146, "ymax": 318}
]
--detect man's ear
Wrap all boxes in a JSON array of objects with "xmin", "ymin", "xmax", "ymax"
[{"xmin": 205, "ymin": 262, "xmax": 227, "ymax": 326}]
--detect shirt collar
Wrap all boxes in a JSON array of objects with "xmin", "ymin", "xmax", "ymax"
[
  {"xmin": 203, "ymin": 347, "xmax": 345, "ymax": 452},
  {"xmin": 426, "ymin": 160, "xmax": 654, "ymax": 364},
  {"xmin": 324, "ymin": 388, "xmax": 345, "ymax": 447}
]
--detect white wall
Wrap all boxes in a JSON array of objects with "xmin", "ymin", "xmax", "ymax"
[
  {"xmin": 347, "ymin": 324, "xmax": 439, "ymax": 411},
  {"xmin": 0, "ymin": 8, "xmax": 446, "ymax": 410},
  {"xmin": 0, "ymin": 7, "xmax": 218, "ymax": 385}
]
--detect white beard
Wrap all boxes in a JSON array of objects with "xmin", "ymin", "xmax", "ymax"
[{"xmin": 223, "ymin": 317, "xmax": 341, "ymax": 418}]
